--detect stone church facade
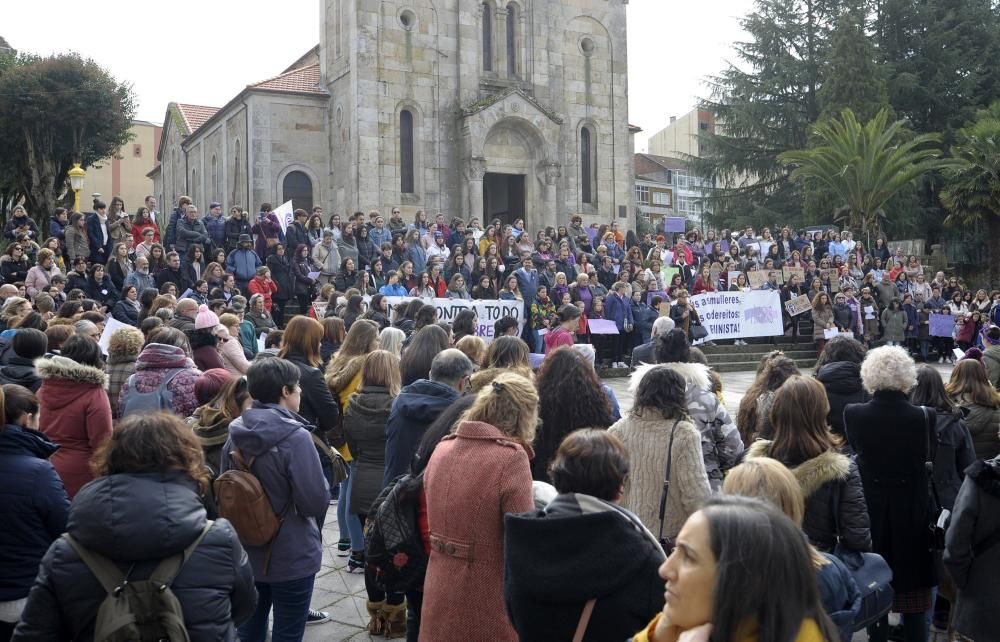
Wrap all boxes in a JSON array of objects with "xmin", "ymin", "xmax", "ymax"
[{"xmin": 153, "ymin": 0, "xmax": 635, "ymax": 233}]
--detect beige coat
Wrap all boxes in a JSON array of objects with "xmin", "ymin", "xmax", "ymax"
[{"xmin": 609, "ymin": 411, "xmax": 711, "ymax": 539}]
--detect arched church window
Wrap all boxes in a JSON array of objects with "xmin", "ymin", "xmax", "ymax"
[
  {"xmin": 581, "ymin": 127, "xmax": 596, "ymax": 204},
  {"xmin": 506, "ymin": 4, "xmax": 517, "ymax": 77},
  {"xmin": 282, "ymin": 170, "xmax": 314, "ymax": 212},
  {"xmin": 400, "ymin": 110, "xmax": 415, "ymax": 194},
  {"xmin": 482, "ymin": 4, "xmax": 493, "ymax": 72}
]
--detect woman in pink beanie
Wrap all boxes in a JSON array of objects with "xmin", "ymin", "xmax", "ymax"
[{"xmin": 189, "ymin": 304, "xmax": 225, "ymax": 372}]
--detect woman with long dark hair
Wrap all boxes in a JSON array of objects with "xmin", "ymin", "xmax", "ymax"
[
  {"xmin": 400, "ymin": 325, "xmax": 450, "ymax": 387},
  {"xmin": 532, "ymin": 346, "xmax": 614, "ymax": 481},
  {"xmin": 744, "ymin": 376, "xmax": 871, "ymax": 553},
  {"xmin": 631, "ymin": 496, "xmax": 840, "ymax": 642}
]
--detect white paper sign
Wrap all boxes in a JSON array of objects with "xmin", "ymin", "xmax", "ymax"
[
  {"xmin": 97, "ymin": 318, "xmax": 132, "ymax": 355},
  {"xmin": 379, "ymin": 296, "xmax": 524, "ymax": 342},
  {"xmin": 257, "ymin": 331, "xmax": 267, "ymax": 353},
  {"xmin": 823, "ymin": 327, "xmax": 839, "ymax": 339},
  {"xmin": 307, "ymin": 271, "xmax": 321, "ymax": 281}
]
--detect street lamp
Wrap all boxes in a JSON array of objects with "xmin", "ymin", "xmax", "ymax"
[{"xmin": 67, "ymin": 163, "xmax": 86, "ymax": 212}]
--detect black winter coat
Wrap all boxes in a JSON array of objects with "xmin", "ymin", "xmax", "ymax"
[
  {"xmin": 85, "ymin": 275, "xmax": 118, "ymax": 308},
  {"xmin": 224, "ymin": 217, "xmax": 252, "ymax": 253},
  {"xmin": 266, "ymin": 254, "xmax": 294, "ymax": 302},
  {"xmin": 13, "ymin": 472, "xmax": 256, "ymax": 641},
  {"xmin": 290, "ymin": 256, "xmax": 316, "ymax": 296},
  {"xmin": 504, "ymin": 493, "xmax": 665, "ymax": 642},
  {"xmin": 816, "ymin": 361, "xmax": 869, "ymax": 441},
  {"xmin": 383, "ymin": 379, "xmax": 460, "ymax": 486},
  {"xmin": 280, "ymin": 351, "xmax": 342, "ymax": 446},
  {"xmin": 845, "ymin": 391, "xmax": 937, "ymax": 591},
  {"xmin": 928, "ymin": 406, "xmax": 976, "ymax": 510},
  {"xmin": 0, "ymin": 424, "xmax": 68, "ymax": 601},
  {"xmin": 0, "ymin": 256, "xmax": 29, "ymax": 285},
  {"xmin": 0, "ymin": 355, "xmax": 42, "ymax": 392},
  {"xmin": 343, "ymin": 386, "xmax": 394, "ymax": 516},
  {"xmin": 746, "ymin": 441, "xmax": 871, "ymax": 552}
]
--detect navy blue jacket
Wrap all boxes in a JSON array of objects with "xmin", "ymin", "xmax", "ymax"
[
  {"xmin": 382, "ymin": 379, "xmax": 460, "ymax": 487},
  {"xmin": 84, "ymin": 214, "xmax": 113, "ymax": 264},
  {"xmin": 604, "ymin": 291, "xmax": 634, "ymax": 331},
  {"xmin": 0, "ymin": 424, "xmax": 69, "ymax": 600}
]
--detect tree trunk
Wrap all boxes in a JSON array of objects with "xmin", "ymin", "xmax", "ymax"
[
  {"xmin": 990, "ymin": 215, "xmax": 1000, "ymax": 290},
  {"xmin": 19, "ymin": 128, "xmax": 63, "ymax": 235}
]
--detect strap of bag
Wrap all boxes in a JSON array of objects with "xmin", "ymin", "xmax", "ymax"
[
  {"xmin": 572, "ymin": 598, "xmax": 597, "ymax": 642},
  {"xmin": 657, "ymin": 420, "xmax": 681, "ymax": 546},
  {"xmin": 148, "ymin": 520, "xmax": 215, "ymax": 587},
  {"xmin": 63, "ymin": 535, "xmax": 128, "ymax": 596},
  {"xmin": 230, "ymin": 447, "xmax": 255, "ymax": 472},
  {"xmin": 922, "ymin": 406, "xmax": 943, "ymax": 512}
]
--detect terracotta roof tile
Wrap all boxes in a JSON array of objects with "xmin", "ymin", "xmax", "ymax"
[
  {"xmin": 175, "ymin": 103, "xmax": 220, "ymax": 134},
  {"xmin": 251, "ymin": 64, "xmax": 324, "ymax": 94}
]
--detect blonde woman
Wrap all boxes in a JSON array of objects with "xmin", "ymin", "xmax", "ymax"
[
  {"xmin": 378, "ymin": 326, "xmax": 405, "ymax": 356},
  {"xmin": 217, "ymin": 313, "xmax": 251, "ymax": 375},
  {"xmin": 421, "ymin": 372, "xmax": 537, "ymax": 641}
]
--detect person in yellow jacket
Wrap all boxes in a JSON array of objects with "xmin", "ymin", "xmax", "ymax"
[{"xmin": 631, "ymin": 496, "xmax": 837, "ymax": 642}]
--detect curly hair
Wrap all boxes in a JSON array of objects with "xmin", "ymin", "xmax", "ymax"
[
  {"xmin": 632, "ymin": 365, "xmax": 689, "ymax": 421},
  {"xmin": 534, "ymin": 347, "xmax": 614, "ymax": 479},
  {"xmin": 860, "ymin": 345, "xmax": 916, "ymax": 393},
  {"xmin": 90, "ymin": 412, "xmax": 210, "ymax": 494},
  {"xmin": 107, "ymin": 326, "xmax": 145, "ymax": 359},
  {"xmin": 737, "ymin": 355, "xmax": 800, "ymax": 445},
  {"xmin": 814, "ymin": 335, "xmax": 867, "ymax": 372}
]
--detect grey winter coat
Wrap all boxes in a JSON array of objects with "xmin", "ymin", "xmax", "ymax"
[
  {"xmin": 343, "ymin": 386, "xmax": 394, "ymax": 516},
  {"xmin": 945, "ymin": 457, "xmax": 1000, "ymax": 641},
  {"xmin": 630, "ymin": 362, "xmax": 743, "ymax": 491},
  {"xmin": 220, "ymin": 402, "xmax": 331, "ymax": 583},
  {"xmin": 746, "ymin": 440, "xmax": 871, "ymax": 552},
  {"xmin": 174, "ymin": 217, "xmax": 211, "ymax": 256},
  {"xmin": 811, "ymin": 306, "xmax": 834, "ymax": 341},
  {"xmin": 955, "ymin": 395, "xmax": 1000, "ymax": 461},
  {"xmin": 12, "ymin": 473, "xmax": 256, "ymax": 641},
  {"xmin": 880, "ymin": 308, "xmax": 907, "ymax": 343}
]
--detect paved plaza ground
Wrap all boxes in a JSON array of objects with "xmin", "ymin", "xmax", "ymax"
[{"xmin": 305, "ymin": 363, "xmax": 956, "ymax": 641}]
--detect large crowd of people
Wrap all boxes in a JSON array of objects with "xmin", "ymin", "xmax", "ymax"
[{"xmin": 0, "ymin": 197, "xmax": 998, "ymax": 642}]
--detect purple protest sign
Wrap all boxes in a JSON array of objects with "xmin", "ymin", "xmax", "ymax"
[
  {"xmin": 588, "ymin": 319, "xmax": 620, "ymax": 335},
  {"xmin": 929, "ymin": 314, "xmax": 956, "ymax": 338},
  {"xmin": 665, "ymin": 217, "xmax": 687, "ymax": 234}
]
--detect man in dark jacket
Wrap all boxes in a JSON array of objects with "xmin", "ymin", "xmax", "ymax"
[
  {"xmin": 155, "ymin": 251, "xmax": 193, "ymax": 293},
  {"xmin": 284, "ymin": 209, "xmax": 312, "ymax": 256},
  {"xmin": 382, "ymin": 349, "xmax": 473, "ymax": 486},
  {"xmin": 175, "ymin": 205, "xmax": 211, "ymax": 257},
  {"xmin": 631, "ymin": 316, "xmax": 676, "ymax": 366},
  {"xmin": 224, "ymin": 208, "xmax": 253, "ymax": 254},
  {"xmin": 162, "ymin": 196, "xmax": 192, "ymax": 251},
  {"xmin": 221, "ymin": 358, "xmax": 331, "ymax": 639},
  {"xmin": 85, "ymin": 202, "xmax": 113, "ymax": 265},
  {"xmin": 203, "ymin": 202, "xmax": 227, "ymax": 252}
]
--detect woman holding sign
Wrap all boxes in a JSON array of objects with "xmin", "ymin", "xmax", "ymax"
[
  {"xmin": 781, "ymin": 274, "xmax": 807, "ymax": 339},
  {"xmin": 811, "ymin": 292, "xmax": 835, "ymax": 356}
]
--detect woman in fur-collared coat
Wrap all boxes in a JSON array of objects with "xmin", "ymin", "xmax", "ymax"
[{"xmin": 743, "ymin": 376, "xmax": 871, "ymax": 553}]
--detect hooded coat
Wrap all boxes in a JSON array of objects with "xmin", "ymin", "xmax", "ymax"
[
  {"xmin": 504, "ymin": 493, "xmax": 665, "ymax": 642},
  {"xmin": 343, "ymin": 385, "xmax": 394, "ymax": 516},
  {"xmin": 36, "ymin": 355, "xmax": 113, "ymax": 499},
  {"xmin": 944, "ymin": 456, "xmax": 1000, "ymax": 641},
  {"xmin": 629, "ymin": 362, "xmax": 742, "ymax": 490},
  {"xmin": 0, "ymin": 424, "xmax": 68, "ymax": 602},
  {"xmin": 116, "ymin": 343, "xmax": 202, "ymax": 419},
  {"xmin": 420, "ymin": 421, "xmax": 534, "ymax": 642},
  {"xmin": 12, "ymin": 473, "xmax": 256, "ymax": 641},
  {"xmin": 815, "ymin": 361, "xmax": 869, "ymax": 441},
  {"xmin": 745, "ymin": 440, "xmax": 871, "ymax": 552},
  {"xmin": 608, "ymin": 411, "xmax": 711, "ymax": 538},
  {"xmin": 0, "ymin": 354, "xmax": 41, "ymax": 392},
  {"xmin": 220, "ymin": 402, "xmax": 330, "ymax": 582},
  {"xmin": 382, "ymin": 379, "xmax": 460, "ymax": 486}
]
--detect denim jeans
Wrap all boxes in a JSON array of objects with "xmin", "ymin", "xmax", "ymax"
[
  {"xmin": 338, "ymin": 461, "xmax": 365, "ymax": 550},
  {"xmin": 238, "ymin": 575, "xmax": 315, "ymax": 642}
]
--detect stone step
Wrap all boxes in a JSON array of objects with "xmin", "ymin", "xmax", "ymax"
[
  {"xmin": 713, "ymin": 358, "xmax": 816, "ymax": 373},
  {"xmin": 704, "ymin": 349, "xmax": 816, "ymax": 365},
  {"xmin": 698, "ymin": 340, "xmax": 813, "ymax": 355}
]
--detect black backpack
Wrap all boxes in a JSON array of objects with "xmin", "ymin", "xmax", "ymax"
[{"xmin": 363, "ymin": 473, "xmax": 427, "ymax": 593}]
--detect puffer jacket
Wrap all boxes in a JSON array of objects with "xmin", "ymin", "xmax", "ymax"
[
  {"xmin": 12, "ymin": 473, "xmax": 256, "ymax": 641},
  {"xmin": 116, "ymin": 343, "xmax": 203, "ymax": 418},
  {"xmin": 382, "ymin": 379, "xmax": 461, "ymax": 485},
  {"xmin": 955, "ymin": 395, "xmax": 1000, "ymax": 461},
  {"xmin": 343, "ymin": 385, "xmax": 394, "ymax": 516},
  {"xmin": 36, "ymin": 355, "xmax": 113, "ymax": 499},
  {"xmin": 630, "ymin": 362, "xmax": 742, "ymax": 491},
  {"xmin": 0, "ymin": 424, "xmax": 68, "ymax": 601},
  {"xmin": 816, "ymin": 361, "xmax": 869, "ymax": 441},
  {"xmin": 745, "ymin": 440, "xmax": 871, "ymax": 552}
]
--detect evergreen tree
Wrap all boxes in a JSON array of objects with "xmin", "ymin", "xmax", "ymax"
[
  {"xmin": 694, "ymin": 0, "xmax": 845, "ymax": 226},
  {"xmin": 819, "ymin": 6, "xmax": 889, "ymax": 122}
]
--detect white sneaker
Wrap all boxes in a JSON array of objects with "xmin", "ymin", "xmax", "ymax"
[{"xmin": 939, "ymin": 357, "xmax": 944, "ymax": 363}]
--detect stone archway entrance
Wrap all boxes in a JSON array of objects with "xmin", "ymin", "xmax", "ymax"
[{"xmin": 483, "ymin": 172, "xmax": 525, "ymax": 227}]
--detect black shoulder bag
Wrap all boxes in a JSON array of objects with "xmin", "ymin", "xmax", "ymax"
[
  {"xmin": 922, "ymin": 406, "xmax": 949, "ymax": 551},
  {"xmin": 657, "ymin": 420, "xmax": 680, "ymax": 551}
]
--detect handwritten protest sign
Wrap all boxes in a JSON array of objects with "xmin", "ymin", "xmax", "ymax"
[{"xmin": 784, "ymin": 294, "xmax": 813, "ymax": 317}]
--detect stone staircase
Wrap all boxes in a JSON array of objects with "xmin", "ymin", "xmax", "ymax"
[{"xmin": 699, "ymin": 337, "xmax": 818, "ymax": 373}]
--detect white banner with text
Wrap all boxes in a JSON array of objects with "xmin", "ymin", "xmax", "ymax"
[
  {"xmin": 382, "ymin": 297, "xmax": 525, "ymax": 341},
  {"xmin": 689, "ymin": 290, "xmax": 784, "ymax": 340}
]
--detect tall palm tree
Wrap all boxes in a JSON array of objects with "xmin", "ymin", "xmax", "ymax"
[
  {"xmin": 940, "ymin": 112, "xmax": 1000, "ymax": 288},
  {"xmin": 780, "ymin": 109, "xmax": 949, "ymax": 242}
]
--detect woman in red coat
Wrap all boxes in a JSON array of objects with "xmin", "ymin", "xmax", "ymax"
[
  {"xmin": 420, "ymin": 372, "xmax": 537, "ymax": 641},
  {"xmin": 35, "ymin": 335, "xmax": 113, "ymax": 499},
  {"xmin": 247, "ymin": 266, "xmax": 279, "ymax": 311}
]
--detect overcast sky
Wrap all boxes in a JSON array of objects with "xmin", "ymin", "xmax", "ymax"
[{"xmin": 5, "ymin": 0, "xmax": 753, "ymax": 151}]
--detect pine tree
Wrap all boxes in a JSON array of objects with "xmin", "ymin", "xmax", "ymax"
[
  {"xmin": 819, "ymin": 6, "xmax": 889, "ymax": 122},
  {"xmin": 694, "ymin": 0, "xmax": 845, "ymax": 227}
]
